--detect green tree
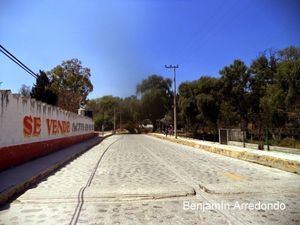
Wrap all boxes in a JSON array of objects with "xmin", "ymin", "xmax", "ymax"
[
  {"xmin": 31, "ymin": 70, "xmax": 58, "ymax": 105},
  {"xmin": 248, "ymin": 54, "xmax": 277, "ymax": 142},
  {"xmin": 195, "ymin": 77, "xmax": 220, "ymax": 132},
  {"xmin": 276, "ymin": 58, "xmax": 300, "ymax": 108},
  {"xmin": 136, "ymin": 75, "xmax": 172, "ymax": 130},
  {"xmin": 278, "ymin": 46, "xmax": 300, "ymax": 61},
  {"xmin": 120, "ymin": 96, "xmax": 141, "ymax": 133},
  {"xmin": 86, "ymin": 95, "xmax": 121, "ymax": 131},
  {"xmin": 260, "ymin": 85, "xmax": 285, "ymax": 125},
  {"xmin": 48, "ymin": 58, "xmax": 93, "ymax": 112},
  {"xmin": 178, "ymin": 81, "xmax": 200, "ymax": 137},
  {"xmin": 275, "ymin": 52, "xmax": 300, "ymax": 131},
  {"xmin": 218, "ymin": 101, "xmax": 239, "ymax": 127},
  {"xmin": 219, "ymin": 60, "xmax": 250, "ymax": 145},
  {"xmin": 178, "ymin": 77, "xmax": 220, "ymax": 138},
  {"xmin": 121, "ymin": 95, "xmax": 141, "ymax": 124},
  {"xmin": 252, "ymin": 46, "xmax": 300, "ymax": 142}
]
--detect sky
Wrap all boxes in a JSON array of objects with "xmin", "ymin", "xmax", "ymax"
[{"xmin": 0, "ymin": 0, "xmax": 299, "ymax": 99}]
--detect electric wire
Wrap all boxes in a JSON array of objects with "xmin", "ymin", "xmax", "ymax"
[{"xmin": 0, "ymin": 44, "xmax": 38, "ymax": 79}]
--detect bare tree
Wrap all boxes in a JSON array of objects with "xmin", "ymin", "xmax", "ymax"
[{"xmin": 19, "ymin": 84, "xmax": 31, "ymax": 97}]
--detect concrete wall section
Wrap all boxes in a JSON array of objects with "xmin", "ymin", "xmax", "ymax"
[
  {"xmin": 0, "ymin": 90, "xmax": 94, "ymax": 147},
  {"xmin": 0, "ymin": 90, "xmax": 96, "ymax": 171}
]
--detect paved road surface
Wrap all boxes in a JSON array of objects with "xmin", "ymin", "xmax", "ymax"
[{"xmin": 1, "ymin": 135, "xmax": 300, "ymax": 224}]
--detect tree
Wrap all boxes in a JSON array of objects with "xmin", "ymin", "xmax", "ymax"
[
  {"xmin": 278, "ymin": 46, "xmax": 300, "ymax": 61},
  {"xmin": 249, "ymin": 47, "xmax": 300, "ymax": 143},
  {"xmin": 136, "ymin": 75, "xmax": 172, "ymax": 130},
  {"xmin": 219, "ymin": 60, "xmax": 250, "ymax": 146},
  {"xmin": 274, "ymin": 45, "xmax": 300, "ymax": 115},
  {"xmin": 119, "ymin": 96, "xmax": 141, "ymax": 133},
  {"xmin": 275, "ymin": 53, "xmax": 300, "ymax": 132},
  {"xmin": 178, "ymin": 77, "xmax": 220, "ymax": 138},
  {"xmin": 248, "ymin": 54, "xmax": 277, "ymax": 142},
  {"xmin": 195, "ymin": 77, "xmax": 220, "ymax": 131},
  {"xmin": 48, "ymin": 58, "xmax": 93, "ymax": 112},
  {"xmin": 31, "ymin": 70, "xmax": 57, "ymax": 105},
  {"xmin": 260, "ymin": 85, "xmax": 285, "ymax": 124},
  {"xmin": 86, "ymin": 95, "xmax": 142, "ymax": 132},
  {"xmin": 178, "ymin": 81, "xmax": 201, "ymax": 137},
  {"xmin": 86, "ymin": 95, "xmax": 121, "ymax": 131},
  {"xmin": 218, "ymin": 101, "xmax": 239, "ymax": 127},
  {"xmin": 121, "ymin": 95, "xmax": 141, "ymax": 124},
  {"xmin": 276, "ymin": 58, "xmax": 300, "ymax": 108},
  {"xmin": 19, "ymin": 84, "xmax": 31, "ymax": 97}
]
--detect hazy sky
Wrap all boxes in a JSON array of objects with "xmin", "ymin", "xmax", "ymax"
[{"xmin": 1, "ymin": 0, "xmax": 299, "ymax": 98}]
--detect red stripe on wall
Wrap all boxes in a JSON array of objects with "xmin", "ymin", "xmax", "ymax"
[{"xmin": 0, "ymin": 133, "xmax": 97, "ymax": 171}]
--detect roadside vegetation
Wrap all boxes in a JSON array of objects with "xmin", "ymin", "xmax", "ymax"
[
  {"xmin": 20, "ymin": 58, "xmax": 93, "ymax": 113},
  {"xmin": 24, "ymin": 46, "xmax": 300, "ymax": 148}
]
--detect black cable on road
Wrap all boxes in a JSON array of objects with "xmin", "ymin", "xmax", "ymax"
[{"xmin": 0, "ymin": 44, "xmax": 38, "ymax": 79}]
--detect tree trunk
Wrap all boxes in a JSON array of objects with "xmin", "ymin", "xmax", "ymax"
[
  {"xmin": 151, "ymin": 119, "xmax": 157, "ymax": 132},
  {"xmin": 192, "ymin": 124, "xmax": 199, "ymax": 138}
]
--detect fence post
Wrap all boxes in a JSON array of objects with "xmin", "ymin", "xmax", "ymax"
[
  {"xmin": 227, "ymin": 129, "xmax": 229, "ymax": 145},
  {"xmin": 265, "ymin": 126, "xmax": 270, "ymax": 151},
  {"xmin": 242, "ymin": 130, "xmax": 246, "ymax": 148}
]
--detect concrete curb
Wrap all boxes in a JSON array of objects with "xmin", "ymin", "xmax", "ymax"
[
  {"xmin": 0, "ymin": 134, "xmax": 113, "ymax": 207},
  {"xmin": 148, "ymin": 133, "xmax": 300, "ymax": 174}
]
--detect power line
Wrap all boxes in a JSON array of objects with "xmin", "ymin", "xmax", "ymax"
[
  {"xmin": 0, "ymin": 45, "xmax": 38, "ymax": 79},
  {"xmin": 0, "ymin": 44, "xmax": 38, "ymax": 79},
  {"xmin": 0, "ymin": 48, "xmax": 37, "ymax": 78}
]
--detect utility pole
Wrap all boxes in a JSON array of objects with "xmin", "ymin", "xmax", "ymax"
[
  {"xmin": 119, "ymin": 111, "xmax": 122, "ymax": 133},
  {"xmin": 113, "ymin": 108, "xmax": 116, "ymax": 134},
  {"xmin": 102, "ymin": 111, "xmax": 104, "ymax": 136},
  {"xmin": 165, "ymin": 64, "xmax": 179, "ymax": 139}
]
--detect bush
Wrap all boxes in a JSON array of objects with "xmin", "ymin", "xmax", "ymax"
[
  {"xmin": 279, "ymin": 138, "xmax": 297, "ymax": 148},
  {"xmin": 124, "ymin": 122, "xmax": 137, "ymax": 134}
]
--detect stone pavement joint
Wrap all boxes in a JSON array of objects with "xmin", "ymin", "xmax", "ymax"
[{"xmin": 148, "ymin": 133, "xmax": 300, "ymax": 174}]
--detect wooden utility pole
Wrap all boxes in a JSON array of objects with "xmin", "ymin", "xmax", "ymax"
[
  {"xmin": 165, "ymin": 64, "xmax": 179, "ymax": 139},
  {"xmin": 113, "ymin": 108, "xmax": 116, "ymax": 134}
]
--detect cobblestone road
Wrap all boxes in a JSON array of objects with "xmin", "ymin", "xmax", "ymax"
[{"xmin": 1, "ymin": 135, "xmax": 300, "ymax": 224}]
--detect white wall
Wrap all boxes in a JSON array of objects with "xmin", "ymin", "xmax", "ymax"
[{"xmin": 0, "ymin": 90, "xmax": 94, "ymax": 147}]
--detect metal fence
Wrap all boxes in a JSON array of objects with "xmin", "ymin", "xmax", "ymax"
[{"xmin": 218, "ymin": 128, "xmax": 300, "ymax": 153}]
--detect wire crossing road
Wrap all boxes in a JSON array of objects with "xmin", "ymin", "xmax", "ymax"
[{"xmin": 1, "ymin": 135, "xmax": 300, "ymax": 225}]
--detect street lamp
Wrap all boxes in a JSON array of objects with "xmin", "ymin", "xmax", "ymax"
[{"xmin": 165, "ymin": 64, "xmax": 179, "ymax": 139}]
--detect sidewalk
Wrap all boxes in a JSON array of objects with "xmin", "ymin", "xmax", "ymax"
[
  {"xmin": 149, "ymin": 133, "xmax": 300, "ymax": 174},
  {"xmin": 228, "ymin": 140, "xmax": 300, "ymax": 155},
  {"xmin": 0, "ymin": 133, "xmax": 112, "ymax": 206}
]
